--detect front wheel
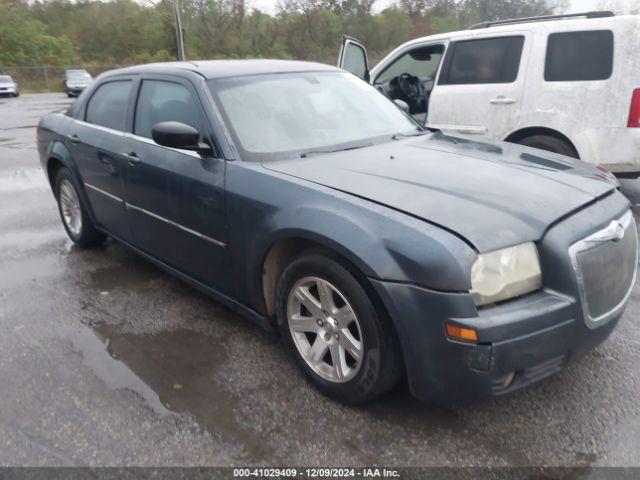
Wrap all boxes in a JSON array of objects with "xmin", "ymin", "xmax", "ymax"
[
  {"xmin": 55, "ymin": 168, "xmax": 106, "ymax": 248},
  {"xmin": 276, "ymin": 251, "xmax": 403, "ymax": 404}
]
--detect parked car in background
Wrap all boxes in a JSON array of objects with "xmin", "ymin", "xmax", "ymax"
[
  {"xmin": 37, "ymin": 60, "xmax": 636, "ymax": 405},
  {"xmin": 0, "ymin": 75, "xmax": 19, "ymax": 97},
  {"xmin": 339, "ymin": 11, "xmax": 640, "ymax": 177},
  {"xmin": 63, "ymin": 68, "xmax": 93, "ymax": 97}
]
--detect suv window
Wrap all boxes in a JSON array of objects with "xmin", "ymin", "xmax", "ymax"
[
  {"xmin": 85, "ymin": 80, "xmax": 132, "ymax": 131},
  {"xmin": 438, "ymin": 36, "xmax": 524, "ymax": 85},
  {"xmin": 544, "ymin": 30, "xmax": 613, "ymax": 82},
  {"xmin": 134, "ymin": 80, "xmax": 202, "ymax": 140},
  {"xmin": 374, "ymin": 45, "xmax": 445, "ymax": 85}
]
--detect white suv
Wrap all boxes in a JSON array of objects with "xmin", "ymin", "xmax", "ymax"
[{"xmin": 338, "ymin": 11, "xmax": 640, "ymax": 176}]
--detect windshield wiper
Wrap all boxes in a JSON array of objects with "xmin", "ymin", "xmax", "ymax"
[
  {"xmin": 300, "ymin": 143, "xmax": 372, "ymax": 158},
  {"xmin": 391, "ymin": 130, "xmax": 427, "ymax": 140}
]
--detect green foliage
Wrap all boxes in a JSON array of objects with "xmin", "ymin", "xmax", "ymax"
[
  {"xmin": 0, "ymin": 1, "xmax": 77, "ymax": 65},
  {"xmin": 0, "ymin": 0, "xmax": 562, "ymax": 67}
]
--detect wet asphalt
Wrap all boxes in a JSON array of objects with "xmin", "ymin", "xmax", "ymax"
[{"xmin": 1, "ymin": 93, "xmax": 640, "ymax": 467}]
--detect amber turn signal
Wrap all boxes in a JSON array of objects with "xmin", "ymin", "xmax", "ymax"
[{"xmin": 445, "ymin": 324, "xmax": 478, "ymax": 343}]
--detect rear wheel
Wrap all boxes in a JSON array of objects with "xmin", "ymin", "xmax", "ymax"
[
  {"xmin": 276, "ymin": 251, "xmax": 403, "ymax": 404},
  {"xmin": 54, "ymin": 168, "xmax": 106, "ymax": 248},
  {"xmin": 517, "ymin": 134, "xmax": 578, "ymax": 158}
]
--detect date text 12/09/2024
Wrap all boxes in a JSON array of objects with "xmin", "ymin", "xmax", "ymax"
[{"xmin": 233, "ymin": 468, "xmax": 400, "ymax": 478}]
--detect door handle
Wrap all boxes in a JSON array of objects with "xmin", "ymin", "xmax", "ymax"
[
  {"xmin": 122, "ymin": 151, "xmax": 140, "ymax": 166},
  {"xmin": 489, "ymin": 96, "xmax": 516, "ymax": 105},
  {"xmin": 66, "ymin": 134, "xmax": 80, "ymax": 144}
]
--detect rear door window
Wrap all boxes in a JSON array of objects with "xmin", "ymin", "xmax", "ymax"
[
  {"xmin": 544, "ymin": 30, "xmax": 613, "ymax": 82},
  {"xmin": 438, "ymin": 36, "xmax": 524, "ymax": 85},
  {"xmin": 85, "ymin": 80, "xmax": 132, "ymax": 131}
]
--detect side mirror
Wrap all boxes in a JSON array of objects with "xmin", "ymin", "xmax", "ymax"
[
  {"xmin": 394, "ymin": 99, "xmax": 410, "ymax": 113},
  {"xmin": 151, "ymin": 121, "xmax": 212, "ymax": 153}
]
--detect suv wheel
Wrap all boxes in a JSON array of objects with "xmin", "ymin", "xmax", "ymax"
[
  {"xmin": 55, "ymin": 168, "xmax": 106, "ymax": 247},
  {"xmin": 517, "ymin": 135, "xmax": 578, "ymax": 158},
  {"xmin": 276, "ymin": 251, "xmax": 403, "ymax": 404}
]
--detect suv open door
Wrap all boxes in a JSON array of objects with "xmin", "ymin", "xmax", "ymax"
[{"xmin": 338, "ymin": 35, "xmax": 370, "ymax": 82}]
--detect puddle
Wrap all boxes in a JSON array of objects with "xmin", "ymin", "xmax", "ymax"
[
  {"xmin": 0, "ymin": 168, "xmax": 48, "ymax": 193},
  {"xmin": 63, "ymin": 324, "xmax": 173, "ymax": 417},
  {"xmin": 88, "ymin": 260, "xmax": 160, "ymax": 291},
  {"xmin": 64, "ymin": 320, "xmax": 276, "ymax": 462}
]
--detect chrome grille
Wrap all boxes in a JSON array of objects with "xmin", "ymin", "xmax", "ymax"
[{"xmin": 569, "ymin": 210, "xmax": 638, "ymax": 328}]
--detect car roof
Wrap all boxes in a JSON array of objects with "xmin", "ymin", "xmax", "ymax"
[
  {"xmin": 371, "ymin": 13, "xmax": 638, "ymax": 73},
  {"xmin": 105, "ymin": 59, "xmax": 340, "ymax": 80},
  {"xmin": 401, "ymin": 14, "xmax": 638, "ymax": 47}
]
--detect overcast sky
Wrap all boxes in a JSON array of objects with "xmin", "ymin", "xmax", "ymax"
[{"xmin": 248, "ymin": 0, "xmax": 636, "ymax": 15}]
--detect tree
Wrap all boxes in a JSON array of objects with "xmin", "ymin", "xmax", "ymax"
[
  {"xmin": 0, "ymin": 1, "xmax": 77, "ymax": 65},
  {"xmin": 0, "ymin": 0, "xmax": 566, "ymax": 68},
  {"xmin": 465, "ymin": 0, "xmax": 555, "ymax": 22}
]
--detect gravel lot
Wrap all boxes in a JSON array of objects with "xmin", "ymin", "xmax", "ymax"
[{"xmin": 1, "ymin": 93, "xmax": 640, "ymax": 467}]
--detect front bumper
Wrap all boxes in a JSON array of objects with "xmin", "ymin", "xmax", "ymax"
[
  {"xmin": 372, "ymin": 190, "xmax": 634, "ymax": 404},
  {"xmin": 0, "ymin": 86, "xmax": 17, "ymax": 95},
  {"xmin": 66, "ymin": 85, "xmax": 87, "ymax": 95},
  {"xmin": 372, "ymin": 281, "xmax": 619, "ymax": 404}
]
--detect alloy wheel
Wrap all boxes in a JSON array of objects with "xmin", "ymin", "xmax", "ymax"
[
  {"xmin": 59, "ymin": 179, "xmax": 82, "ymax": 237},
  {"xmin": 287, "ymin": 276, "xmax": 364, "ymax": 383}
]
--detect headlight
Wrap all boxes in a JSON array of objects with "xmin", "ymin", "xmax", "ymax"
[{"xmin": 470, "ymin": 242, "xmax": 542, "ymax": 306}]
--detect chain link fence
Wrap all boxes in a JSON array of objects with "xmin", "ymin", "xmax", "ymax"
[{"xmin": 0, "ymin": 65, "xmax": 126, "ymax": 93}]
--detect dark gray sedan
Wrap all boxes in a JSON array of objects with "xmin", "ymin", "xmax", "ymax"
[{"xmin": 37, "ymin": 60, "xmax": 637, "ymax": 404}]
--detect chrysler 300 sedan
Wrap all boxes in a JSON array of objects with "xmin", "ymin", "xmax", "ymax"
[{"xmin": 37, "ymin": 60, "xmax": 637, "ymax": 404}]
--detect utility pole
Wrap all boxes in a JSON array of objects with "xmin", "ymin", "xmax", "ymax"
[{"xmin": 173, "ymin": 0, "xmax": 185, "ymax": 61}]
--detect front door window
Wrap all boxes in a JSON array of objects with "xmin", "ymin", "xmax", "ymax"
[{"xmin": 373, "ymin": 44, "xmax": 445, "ymax": 117}]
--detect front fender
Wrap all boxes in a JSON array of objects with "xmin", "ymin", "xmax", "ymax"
[{"xmin": 226, "ymin": 163, "xmax": 477, "ymax": 313}]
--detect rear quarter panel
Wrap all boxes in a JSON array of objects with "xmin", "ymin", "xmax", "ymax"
[
  {"xmin": 38, "ymin": 112, "xmax": 73, "ymax": 177},
  {"xmin": 516, "ymin": 17, "xmax": 640, "ymax": 168},
  {"xmin": 37, "ymin": 112, "xmax": 100, "ymax": 224}
]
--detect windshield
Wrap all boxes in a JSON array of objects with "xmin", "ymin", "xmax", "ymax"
[
  {"xmin": 209, "ymin": 71, "xmax": 420, "ymax": 161},
  {"xmin": 0, "ymin": 76, "xmax": 12, "ymax": 82},
  {"xmin": 67, "ymin": 71, "xmax": 91, "ymax": 80}
]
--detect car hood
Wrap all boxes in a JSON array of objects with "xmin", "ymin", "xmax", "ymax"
[
  {"xmin": 0, "ymin": 82, "xmax": 15, "ymax": 87},
  {"xmin": 263, "ymin": 132, "xmax": 617, "ymax": 252}
]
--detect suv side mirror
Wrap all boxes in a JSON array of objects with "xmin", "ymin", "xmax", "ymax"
[
  {"xmin": 151, "ymin": 121, "xmax": 212, "ymax": 154},
  {"xmin": 394, "ymin": 99, "xmax": 410, "ymax": 113}
]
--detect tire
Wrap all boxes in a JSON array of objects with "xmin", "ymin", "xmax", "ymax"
[
  {"xmin": 517, "ymin": 134, "xmax": 578, "ymax": 159},
  {"xmin": 276, "ymin": 251, "xmax": 403, "ymax": 404},
  {"xmin": 54, "ymin": 167, "xmax": 106, "ymax": 248}
]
